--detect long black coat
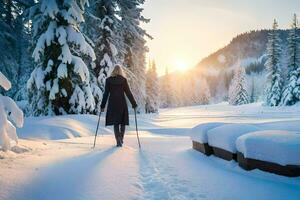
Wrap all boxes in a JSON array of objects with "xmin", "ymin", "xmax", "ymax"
[{"xmin": 100, "ymin": 75, "xmax": 137, "ymax": 126}]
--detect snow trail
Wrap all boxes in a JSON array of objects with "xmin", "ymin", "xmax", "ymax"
[{"xmin": 138, "ymin": 151, "xmax": 202, "ymax": 200}]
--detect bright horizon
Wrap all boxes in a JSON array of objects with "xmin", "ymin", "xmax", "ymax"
[{"xmin": 142, "ymin": 0, "xmax": 300, "ymax": 76}]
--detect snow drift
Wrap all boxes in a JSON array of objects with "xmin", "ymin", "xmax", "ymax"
[{"xmin": 18, "ymin": 115, "xmax": 113, "ymax": 140}]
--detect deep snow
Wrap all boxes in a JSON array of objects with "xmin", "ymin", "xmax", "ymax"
[{"xmin": 1, "ymin": 103, "xmax": 300, "ymax": 200}]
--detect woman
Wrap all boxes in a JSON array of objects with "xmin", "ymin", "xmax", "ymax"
[{"xmin": 100, "ymin": 65, "xmax": 137, "ymax": 147}]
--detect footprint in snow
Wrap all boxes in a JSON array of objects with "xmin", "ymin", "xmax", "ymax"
[{"xmin": 137, "ymin": 152, "xmax": 203, "ymax": 200}]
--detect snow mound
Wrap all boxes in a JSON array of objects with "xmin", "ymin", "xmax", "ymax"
[
  {"xmin": 207, "ymin": 124, "xmax": 261, "ymax": 152},
  {"xmin": 18, "ymin": 115, "xmax": 113, "ymax": 140},
  {"xmin": 236, "ymin": 130, "xmax": 300, "ymax": 166},
  {"xmin": 190, "ymin": 122, "xmax": 227, "ymax": 143}
]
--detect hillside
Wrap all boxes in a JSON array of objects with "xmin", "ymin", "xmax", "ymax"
[{"xmin": 195, "ymin": 29, "xmax": 297, "ymax": 75}]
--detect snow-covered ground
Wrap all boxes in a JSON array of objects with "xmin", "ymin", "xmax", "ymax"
[{"xmin": 1, "ymin": 103, "xmax": 300, "ymax": 200}]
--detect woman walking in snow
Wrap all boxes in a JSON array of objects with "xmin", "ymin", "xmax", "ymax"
[{"xmin": 101, "ymin": 65, "xmax": 137, "ymax": 147}]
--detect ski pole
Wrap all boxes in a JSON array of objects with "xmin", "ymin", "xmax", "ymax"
[
  {"xmin": 93, "ymin": 111, "xmax": 102, "ymax": 149},
  {"xmin": 134, "ymin": 108, "xmax": 141, "ymax": 149}
]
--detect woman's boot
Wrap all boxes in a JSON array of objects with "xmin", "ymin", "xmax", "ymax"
[
  {"xmin": 118, "ymin": 137, "xmax": 122, "ymax": 147},
  {"xmin": 120, "ymin": 125, "xmax": 125, "ymax": 144},
  {"xmin": 114, "ymin": 125, "xmax": 122, "ymax": 147}
]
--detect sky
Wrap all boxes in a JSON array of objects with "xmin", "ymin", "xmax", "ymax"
[{"xmin": 141, "ymin": 0, "xmax": 300, "ymax": 75}]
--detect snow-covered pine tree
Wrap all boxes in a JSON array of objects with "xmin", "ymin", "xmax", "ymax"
[
  {"xmin": 199, "ymin": 78, "xmax": 211, "ymax": 105},
  {"xmin": 249, "ymin": 76, "xmax": 256, "ymax": 103},
  {"xmin": 145, "ymin": 61, "xmax": 153, "ymax": 113},
  {"xmin": 188, "ymin": 78, "xmax": 197, "ymax": 106},
  {"xmin": 14, "ymin": 1, "xmax": 35, "ymax": 102},
  {"xmin": 214, "ymin": 70, "xmax": 230, "ymax": 102},
  {"xmin": 160, "ymin": 67, "xmax": 174, "ymax": 108},
  {"xmin": 229, "ymin": 67, "xmax": 249, "ymax": 105},
  {"xmin": 265, "ymin": 19, "xmax": 283, "ymax": 106},
  {"xmin": 281, "ymin": 14, "xmax": 300, "ymax": 106},
  {"xmin": 0, "ymin": 72, "xmax": 23, "ymax": 151},
  {"xmin": 117, "ymin": 0, "xmax": 151, "ymax": 112},
  {"xmin": 84, "ymin": 0, "xmax": 119, "ymax": 113},
  {"xmin": 145, "ymin": 60, "xmax": 159, "ymax": 113},
  {"xmin": 0, "ymin": 0, "xmax": 21, "ymax": 98},
  {"xmin": 152, "ymin": 61, "xmax": 159, "ymax": 111},
  {"xmin": 0, "ymin": 1, "xmax": 35, "ymax": 101},
  {"xmin": 28, "ymin": 0, "xmax": 96, "ymax": 116},
  {"xmin": 159, "ymin": 68, "xmax": 168, "ymax": 108}
]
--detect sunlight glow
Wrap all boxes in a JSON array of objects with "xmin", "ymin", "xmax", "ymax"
[{"xmin": 174, "ymin": 59, "xmax": 190, "ymax": 72}]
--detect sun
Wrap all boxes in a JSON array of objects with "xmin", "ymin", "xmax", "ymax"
[{"xmin": 174, "ymin": 59, "xmax": 189, "ymax": 72}]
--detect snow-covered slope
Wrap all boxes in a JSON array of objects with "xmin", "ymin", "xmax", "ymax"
[{"xmin": 196, "ymin": 29, "xmax": 298, "ymax": 74}]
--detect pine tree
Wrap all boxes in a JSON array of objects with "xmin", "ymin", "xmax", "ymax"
[
  {"xmin": 281, "ymin": 14, "xmax": 300, "ymax": 106},
  {"xmin": 118, "ymin": 0, "xmax": 151, "ymax": 112},
  {"xmin": 229, "ymin": 67, "xmax": 249, "ymax": 105},
  {"xmin": 160, "ymin": 67, "xmax": 174, "ymax": 108},
  {"xmin": 265, "ymin": 19, "xmax": 283, "ymax": 106},
  {"xmin": 189, "ymin": 75, "xmax": 211, "ymax": 105},
  {"xmin": 199, "ymin": 78, "xmax": 211, "ymax": 105},
  {"xmin": 14, "ymin": 1, "xmax": 35, "ymax": 102},
  {"xmin": 145, "ymin": 60, "xmax": 159, "ymax": 113},
  {"xmin": 188, "ymin": 76, "xmax": 197, "ymax": 105},
  {"xmin": 0, "ymin": 1, "xmax": 34, "ymax": 103},
  {"xmin": 3, "ymin": 0, "xmax": 14, "ymax": 27},
  {"xmin": 152, "ymin": 61, "xmax": 160, "ymax": 111},
  {"xmin": 84, "ymin": 0, "xmax": 119, "ymax": 113},
  {"xmin": 0, "ymin": 0, "xmax": 20, "ymax": 98},
  {"xmin": 214, "ymin": 72, "xmax": 228, "ymax": 102},
  {"xmin": 249, "ymin": 76, "xmax": 256, "ymax": 103},
  {"xmin": 145, "ymin": 61, "xmax": 153, "ymax": 113},
  {"xmin": 28, "ymin": 0, "xmax": 96, "ymax": 116}
]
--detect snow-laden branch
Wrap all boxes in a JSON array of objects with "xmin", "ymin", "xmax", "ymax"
[
  {"xmin": 0, "ymin": 72, "xmax": 24, "ymax": 151},
  {"xmin": 0, "ymin": 72, "xmax": 11, "ymax": 91}
]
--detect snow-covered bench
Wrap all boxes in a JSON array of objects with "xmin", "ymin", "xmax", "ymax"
[
  {"xmin": 207, "ymin": 124, "xmax": 261, "ymax": 161},
  {"xmin": 190, "ymin": 122, "xmax": 227, "ymax": 155},
  {"xmin": 236, "ymin": 130, "xmax": 300, "ymax": 177},
  {"xmin": 191, "ymin": 121, "xmax": 300, "ymax": 176}
]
